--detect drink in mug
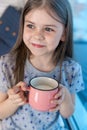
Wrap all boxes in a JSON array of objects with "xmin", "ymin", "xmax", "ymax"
[{"xmin": 28, "ymin": 77, "xmax": 58, "ymax": 111}]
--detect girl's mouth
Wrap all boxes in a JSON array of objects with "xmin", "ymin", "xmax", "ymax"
[{"xmin": 32, "ymin": 43, "xmax": 45, "ymax": 48}]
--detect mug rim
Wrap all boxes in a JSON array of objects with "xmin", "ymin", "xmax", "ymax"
[{"xmin": 29, "ymin": 77, "xmax": 58, "ymax": 91}]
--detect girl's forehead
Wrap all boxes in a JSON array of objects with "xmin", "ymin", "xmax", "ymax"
[
  {"xmin": 25, "ymin": 8, "xmax": 53, "ymax": 18},
  {"xmin": 25, "ymin": 8, "xmax": 62, "ymax": 24}
]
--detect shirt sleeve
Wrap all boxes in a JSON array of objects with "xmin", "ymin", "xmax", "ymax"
[
  {"xmin": 0, "ymin": 55, "xmax": 15, "ymax": 93},
  {"xmin": 62, "ymin": 60, "xmax": 85, "ymax": 94}
]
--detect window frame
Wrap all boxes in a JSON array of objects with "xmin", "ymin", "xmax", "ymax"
[{"xmin": 67, "ymin": 94, "xmax": 87, "ymax": 130}]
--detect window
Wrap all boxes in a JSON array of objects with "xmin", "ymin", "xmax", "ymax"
[{"xmin": 67, "ymin": 0, "xmax": 87, "ymax": 129}]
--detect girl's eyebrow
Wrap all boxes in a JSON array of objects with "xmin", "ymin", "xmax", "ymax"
[
  {"xmin": 45, "ymin": 25, "xmax": 57, "ymax": 28},
  {"xmin": 25, "ymin": 20, "xmax": 34, "ymax": 24},
  {"xmin": 25, "ymin": 20, "xmax": 57, "ymax": 28}
]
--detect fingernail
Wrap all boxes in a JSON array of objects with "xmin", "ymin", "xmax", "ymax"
[
  {"xmin": 51, "ymin": 100, "xmax": 53, "ymax": 104},
  {"xmin": 55, "ymin": 96, "xmax": 57, "ymax": 98}
]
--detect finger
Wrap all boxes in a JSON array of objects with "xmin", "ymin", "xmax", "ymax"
[
  {"xmin": 16, "ymin": 81, "xmax": 27, "ymax": 91},
  {"xmin": 7, "ymin": 88, "xmax": 15, "ymax": 95},
  {"xmin": 51, "ymin": 99, "xmax": 57, "ymax": 104},
  {"xmin": 18, "ymin": 101, "xmax": 26, "ymax": 106},
  {"xmin": 53, "ymin": 92, "xmax": 65, "ymax": 105},
  {"xmin": 8, "ymin": 86, "xmax": 21, "ymax": 95},
  {"xmin": 49, "ymin": 105, "xmax": 60, "ymax": 112},
  {"xmin": 13, "ymin": 86, "xmax": 21, "ymax": 94},
  {"xmin": 8, "ymin": 91, "xmax": 22, "ymax": 100},
  {"xmin": 57, "ymin": 94, "xmax": 65, "ymax": 105},
  {"xmin": 54, "ymin": 91, "xmax": 62, "ymax": 99},
  {"xmin": 13, "ymin": 100, "xmax": 26, "ymax": 106},
  {"xmin": 13, "ymin": 97, "xmax": 26, "ymax": 104},
  {"xmin": 51, "ymin": 98, "xmax": 62, "ymax": 105},
  {"xmin": 55, "ymin": 86, "xmax": 65, "ymax": 98},
  {"xmin": 54, "ymin": 88, "xmax": 63, "ymax": 99}
]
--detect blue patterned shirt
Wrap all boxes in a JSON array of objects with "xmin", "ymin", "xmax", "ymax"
[{"xmin": 0, "ymin": 54, "xmax": 84, "ymax": 130}]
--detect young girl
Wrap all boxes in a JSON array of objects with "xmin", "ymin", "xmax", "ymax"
[{"xmin": 0, "ymin": 0, "xmax": 84, "ymax": 129}]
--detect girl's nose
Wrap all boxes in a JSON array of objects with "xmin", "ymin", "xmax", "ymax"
[{"xmin": 33, "ymin": 29, "xmax": 45, "ymax": 41}]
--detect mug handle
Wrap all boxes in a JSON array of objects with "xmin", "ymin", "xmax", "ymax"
[{"xmin": 22, "ymin": 87, "xmax": 30, "ymax": 103}]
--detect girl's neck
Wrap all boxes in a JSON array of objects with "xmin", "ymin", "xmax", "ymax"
[{"xmin": 29, "ymin": 55, "xmax": 55, "ymax": 72}]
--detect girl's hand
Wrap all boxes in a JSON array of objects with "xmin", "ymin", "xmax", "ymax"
[
  {"xmin": 49, "ymin": 84, "xmax": 65, "ymax": 112},
  {"xmin": 7, "ymin": 81, "xmax": 27, "ymax": 106},
  {"xmin": 49, "ymin": 84, "xmax": 75, "ymax": 118}
]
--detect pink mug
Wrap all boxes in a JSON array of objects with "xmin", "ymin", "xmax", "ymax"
[{"xmin": 27, "ymin": 77, "xmax": 58, "ymax": 111}]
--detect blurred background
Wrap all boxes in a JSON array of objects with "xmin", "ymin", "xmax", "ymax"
[
  {"xmin": 69, "ymin": 0, "xmax": 87, "ymax": 108},
  {"xmin": 69, "ymin": 0, "xmax": 87, "ymax": 129}
]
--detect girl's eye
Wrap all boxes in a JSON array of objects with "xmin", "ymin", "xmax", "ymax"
[
  {"xmin": 45, "ymin": 27, "xmax": 54, "ymax": 32},
  {"xmin": 27, "ymin": 24, "xmax": 34, "ymax": 29}
]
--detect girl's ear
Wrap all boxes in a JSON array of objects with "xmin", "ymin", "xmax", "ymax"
[{"xmin": 60, "ymin": 29, "xmax": 66, "ymax": 42}]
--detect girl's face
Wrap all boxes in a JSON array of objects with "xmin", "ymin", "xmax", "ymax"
[{"xmin": 23, "ymin": 8, "xmax": 65, "ymax": 57}]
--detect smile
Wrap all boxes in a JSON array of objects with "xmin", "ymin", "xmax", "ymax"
[{"xmin": 32, "ymin": 43, "xmax": 45, "ymax": 48}]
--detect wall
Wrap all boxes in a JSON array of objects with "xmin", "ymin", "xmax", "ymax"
[{"xmin": 0, "ymin": 0, "xmax": 26, "ymax": 17}]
